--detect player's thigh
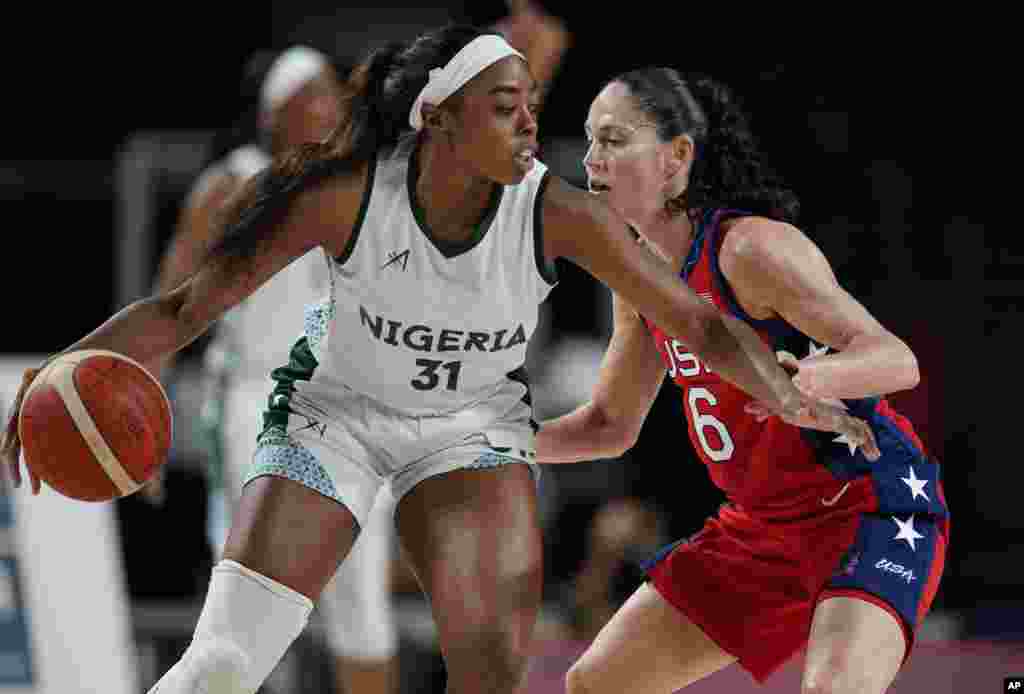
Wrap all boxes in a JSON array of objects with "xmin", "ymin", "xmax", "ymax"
[
  {"xmin": 223, "ymin": 421, "xmax": 382, "ymax": 600},
  {"xmin": 568, "ymin": 583, "xmax": 735, "ymax": 694},
  {"xmin": 395, "ymin": 464, "xmax": 543, "ymax": 656},
  {"xmin": 803, "ymin": 596, "xmax": 905, "ymax": 694}
]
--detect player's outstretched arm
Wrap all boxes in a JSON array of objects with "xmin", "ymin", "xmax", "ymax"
[
  {"xmin": 537, "ymin": 283, "xmax": 666, "ymax": 464},
  {"xmin": 539, "ymin": 174, "xmax": 880, "ymax": 459},
  {"xmin": 1, "ymin": 149, "xmax": 369, "ymax": 490},
  {"xmin": 495, "ymin": 0, "xmax": 570, "ymax": 101}
]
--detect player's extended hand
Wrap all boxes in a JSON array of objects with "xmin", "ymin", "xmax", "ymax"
[
  {"xmin": 743, "ymin": 353, "xmax": 880, "ymax": 461},
  {"xmin": 746, "ymin": 397, "xmax": 880, "ymax": 461},
  {"xmin": 0, "ymin": 366, "xmax": 43, "ymax": 494}
]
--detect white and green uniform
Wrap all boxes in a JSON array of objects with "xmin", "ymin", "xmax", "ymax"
[{"xmin": 251, "ymin": 133, "xmax": 557, "ymax": 526}]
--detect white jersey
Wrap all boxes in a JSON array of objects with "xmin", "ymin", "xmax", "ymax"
[
  {"xmin": 295, "ymin": 135, "xmax": 557, "ymax": 415},
  {"xmin": 206, "ymin": 145, "xmax": 331, "ymax": 378}
]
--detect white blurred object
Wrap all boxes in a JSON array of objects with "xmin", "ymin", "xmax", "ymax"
[{"xmin": 530, "ymin": 335, "xmax": 609, "ymax": 420}]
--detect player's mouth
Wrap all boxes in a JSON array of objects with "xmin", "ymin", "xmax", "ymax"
[
  {"xmin": 589, "ymin": 181, "xmax": 611, "ymax": 194},
  {"xmin": 515, "ymin": 147, "xmax": 536, "ymax": 165}
]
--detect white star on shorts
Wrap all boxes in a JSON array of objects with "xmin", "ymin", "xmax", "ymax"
[
  {"xmin": 901, "ymin": 465, "xmax": 930, "ymax": 502},
  {"xmin": 892, "ymin": 515, "xmax": 925, "ymax": 551}
]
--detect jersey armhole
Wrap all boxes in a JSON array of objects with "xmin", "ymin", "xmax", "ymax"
[
  {"xmin": 334, "ymin": 149, "xmax": 378, "ymax": 266},
  {"xmin": 709, "ymin": 213, "xmax": 796, "ymax": 340},
  {"xmin": 533, "ymin": 171, "xmax": 559, "ymax": 286}
]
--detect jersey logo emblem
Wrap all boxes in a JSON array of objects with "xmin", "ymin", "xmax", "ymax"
[
  {"xmin": 820, "ymin": 481, "xmax": 852, "ymax": 506},
  {"xmin": 381, "ymin": 249, "xmax": 411, "ymax": 271}
]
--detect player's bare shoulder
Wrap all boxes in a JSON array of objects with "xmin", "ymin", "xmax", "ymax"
[
  {"xmin": 718, "ymin": 215, "xmax": 825, "ymax": 319},
  {"xmin": 251, "ymin": 151, "xmax": 374, "ymax": 258},
  {"xmin": 719, "ymin": 215, "xmax": 808, "ymax": 273}
]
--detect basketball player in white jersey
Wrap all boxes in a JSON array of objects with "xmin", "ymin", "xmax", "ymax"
[
  {"xmin": 3, "ymin": 24, "xmax": 875, "ymax": 694},
  {"xmin": 153, "ymin": 46, "xmax": 402, "ymax": 694}
]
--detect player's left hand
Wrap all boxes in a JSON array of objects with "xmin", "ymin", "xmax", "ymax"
[
  {"xmin": 745, "ymin": 397, "xmax": 880, "ymax": 460},
  {"xmin": 744, "ymin": 351, "xmax": 880, "ymax": 460},
  {"xmin": 1, "ymin": 366, "xmax": 44, "ymax": 494},
  {"xmin": 745, "ymin": 398, "xmax": 878, "ymax": 458}
]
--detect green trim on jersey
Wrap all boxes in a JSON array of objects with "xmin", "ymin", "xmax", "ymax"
[
  {"xmin": 506, "ymin": 365, "xmax": 539, "ymax": 433},
  {"xmin": 334, "ymin": 149, "xmax": 379, "ymax": 265},
  {"xmin": 262, "ymin": 336, "xmax": 319, "ymax": 433},
  {"xmin": 406, "ymin": 140, "xmax": 504, "ymax": 258},
  {"xmin": 533, "ymin": 171, "xmax": 558, "ymax": 286}
]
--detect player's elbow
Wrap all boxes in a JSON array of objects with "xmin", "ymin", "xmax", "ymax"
[
  {"xmin": 900, "ymin": 341, "xmax": 920, "ymax": 391},
  {"xmin": 165, "ymin": 282, "xmax": 215, "ymax": 343},
  {"xmin": 617, "ymin": 421, "xmax": 644, "ymax": 456},
  {"xmin": 591, "ymin": 401, "xmax": 644, "ymax": 458}
]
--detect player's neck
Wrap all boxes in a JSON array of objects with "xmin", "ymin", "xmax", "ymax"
[
  {"xmin": 414, "ymin": 141, "xmax": 497, "ymax": 243},
  {"xmin": 636, "ymin": 208, "xmax": 694, "ymax": 272}
]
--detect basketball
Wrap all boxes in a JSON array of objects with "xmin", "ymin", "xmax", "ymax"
[{"xmin": 17, "ymin": 349, "xmax": 173, "ymax": 502}]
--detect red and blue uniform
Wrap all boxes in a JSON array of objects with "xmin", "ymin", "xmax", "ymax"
[{"xmin": 640, "ymin": 208, "xmax": 949, "ymax": 683}]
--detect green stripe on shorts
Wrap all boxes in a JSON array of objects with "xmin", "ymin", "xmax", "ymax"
[{"xmin": 262, "ymin": 336, "xmax": 319, "ymax": 434}]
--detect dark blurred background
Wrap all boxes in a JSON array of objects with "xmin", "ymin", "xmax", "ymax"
[{"xmin": 0, "ymin": 2, "xmax": 1012, "ymax": 691}]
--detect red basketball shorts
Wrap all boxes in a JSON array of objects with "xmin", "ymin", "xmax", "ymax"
[{"xmin": 643, "ymin": 496, "xmax": 949, "ymax": 682}]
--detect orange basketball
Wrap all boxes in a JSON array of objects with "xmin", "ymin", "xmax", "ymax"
[{"xmin": 17, "ymin": 350, "xmax": 172, "ymax": 502}]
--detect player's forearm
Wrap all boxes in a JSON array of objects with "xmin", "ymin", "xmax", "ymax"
[
  {"xmin": 536, "ymin": 402, "xmax": 633, "ymax": 463},
  {"xmin": 58, "ymin": 290, "xmax": 209, "ymax": 368},
  {"xmin": 698, "ymin": 313, "xmax": 801, "ymax": 413},
  {"xmin": 801, "ymin": 334, "xmax": 919, "ymax": 400}
]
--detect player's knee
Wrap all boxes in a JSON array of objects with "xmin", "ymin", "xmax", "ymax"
[
  {"xmin": 148, "ymin": 637, "xmax": 250, "ymax": 693},
  {"xmin": 446, "ymin": 625, "xmax": 528, "ymax": 693},
  {"xmin": 802, "ymin": 659, "xmax": 873, "ymax": 694},
  {"xmin": 478, "ymin": 630, "xmax": 529, "ymax": 689}
]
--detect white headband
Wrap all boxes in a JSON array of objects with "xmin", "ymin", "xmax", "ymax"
[
  {"xmin": 408, "ymin": 34, "xmax": 524, "ymax": 131},
  {"xmin": 260, "ymin": 46, "xmax": 329, "ymax": 115}
]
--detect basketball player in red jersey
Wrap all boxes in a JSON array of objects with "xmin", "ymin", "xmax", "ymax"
[{"xmin": 537, "ymin": 69, "xmax": 949, "ymax": 694}]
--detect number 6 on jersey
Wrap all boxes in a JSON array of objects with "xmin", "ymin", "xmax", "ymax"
[{"xmin": 688, "ymin": 386, "xmax": 734, "ymax": 462}]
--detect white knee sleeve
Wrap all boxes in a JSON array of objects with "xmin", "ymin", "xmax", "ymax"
[
  {"xmin": 148, "ymin": 560, "xmax": 313, "ymax": 694},
  {"xmin": 319, "ymin": 489, "xmax": 398, "ymax": 661}
]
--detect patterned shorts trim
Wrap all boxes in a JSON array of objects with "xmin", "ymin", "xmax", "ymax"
[
  {"xmin": 245, "ymin": 425, "xmax": 343, "ymax": 504},
  {"xmin": 466, "ymin": 450, "xmax": 526, "ymax": 471},
  {"xmin": 245, "ymin": 425, "xmax": 535, "ymax": 506}
]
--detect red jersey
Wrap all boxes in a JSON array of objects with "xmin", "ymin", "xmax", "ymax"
[{"xmin": 643, "ymin": 209, "xmax": 947, "ymax": 519}]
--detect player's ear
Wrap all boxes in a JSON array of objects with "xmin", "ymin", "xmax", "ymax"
[
  {"xmin": 669, "ymin": 134, "xmax": 695, "ymax": 177},
  {"xmin": 421, "ymin": 103, "xmax": 454, "ymax": 134}
]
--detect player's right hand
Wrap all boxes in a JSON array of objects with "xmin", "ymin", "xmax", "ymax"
[
  {"xmin": 745, "ymin": 397, "xmax": 881, "ymax": 461},
  {"xmin": 1, "ymin": 367, "xmax": 43, "ymax": 495}
]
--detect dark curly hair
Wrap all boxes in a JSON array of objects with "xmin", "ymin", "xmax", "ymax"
[
  {"xmin": 609, "ymin": 68, "xmax": 800, "ymax": 225},
  {"xmin": 212, "ymin": 23, "xmax": 494, "ymax": 264}
]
